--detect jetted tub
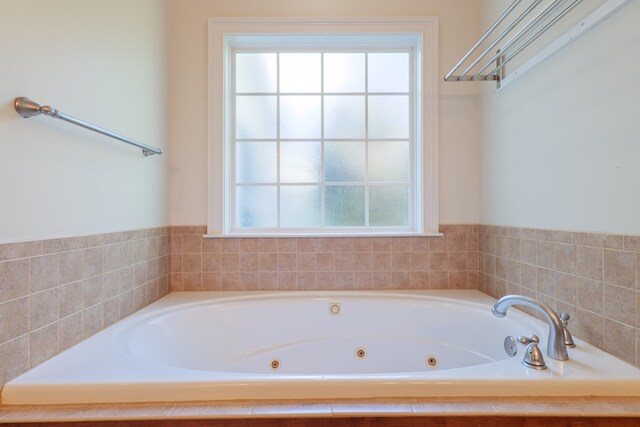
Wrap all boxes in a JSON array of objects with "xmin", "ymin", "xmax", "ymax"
[{"xmin": 3, "ymin": 290, "xmax": 640, "ymax": 404}]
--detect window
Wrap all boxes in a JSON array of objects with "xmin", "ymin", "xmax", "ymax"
[{"xmin": 209, "ymin": 19, "xmax": 438, "ymax": 236}]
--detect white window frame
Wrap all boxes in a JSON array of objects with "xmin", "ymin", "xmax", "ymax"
[{"xmin": 208, "ymin": 18, "xmax": 439, "ymax": 237}]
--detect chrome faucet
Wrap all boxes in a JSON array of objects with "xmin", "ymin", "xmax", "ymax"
[{"xmin": 491, "ymin": 295, "xmax": 569, "ymax": 361}]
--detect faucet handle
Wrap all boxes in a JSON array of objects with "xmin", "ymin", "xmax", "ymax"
[
  {"xmin": 518, "ymin": 335, "xmax": 547, "ymax": 370},
  {"xmin": 560, "ymin": 312, "xmax": 576, "ymax": 348},
  {"xmin": 518, "ymin": 334, "xmax": 539, "ymax": 346}
]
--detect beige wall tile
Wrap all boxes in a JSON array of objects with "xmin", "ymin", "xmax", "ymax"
[
  {"xmin": 134, "ymin": 263, "xmax": 147, "ymax": 286},
  {"xmin": 573, "ymin": 232, "xmax": 623, "ymax": 249},
  {"xmin": 240, "ymin": 238, "xmax": 260, "ymax": 252},
  {"xmin": 103, "ymin": 297, "xmax": 120, "ymax": 327},
  {"xmin": 296, "ymin": 252, "xmax": 316, "ymax": 272},
  {"xmin": 495, "ymin": 257, "xmax": 506, "ymax": 280},
  {"xmin": 576, "ymin": 278, "xmax": 603, "ymax": 315},
  {"xmin": 29, "ymin": 288, "xmax": 58, "ymax": 331},
  {"xmin": 0, "ymin": 336, "xmax": 28, "ymax": 385},
  {"xmin": 258, "ymin": 253, "xmax": 277, "ymax": 272},
  {"xmin": 335, "ymin": 272, "xmax": 354, "ymax": 289},
  {"xmin": 83, "ymin": 247, "xmax": 103, "ymax": 279},
  {"xmin": 372, "ymin": 252, "xmax": 391, "ymax": 271},
  {"xmin": 277, "ymin": 253, "xmax": 297, "ymax": 272},
  {"xmin": 0, "ymin": 259, "xmax": 30, "ymax": 303},
  {"xmin": 554, "ymin": 272, "xmax": 576, "ymax": 305},
  {"xmin": 604, "ymin": 284, "xmax": 636, "ymax": 327},
  {"xmin": 277, "ymin": 238, "xmax": 296, "ymax": 252},
  {"xmin": 372, "ymin": 237, "xmax": 391, "ymax": 252},
  {"xmin": 82, "ymin": 305, "xmax": 103, "ymax": 339},
  {"xmin": 102, "ymin": 270, "xmax": 120, "ymax": 301},
  {"xmin": 430, "ymin": 252, "xmax": 448, "ymax": 271},
  {"xmin": 29, "ymin": 322, "xmax": 58, "ymax": 368},
  {"xmin": 59, "ymin": 312, "xmax": 83, "ymax": 351},
  {"xmin": 410, "ymin": 272, "xmax": 430, "ymax": 289},
  {"xmin": 315, "ymin": 252, "xmax": 335, "ymax": 272},
  {"xmin": 354, "ymin": 252, "xmax": 373, "ymax": 271},
  {"xmin": 203, "ymin": 272, "xmax": 221, "ymax": 290},
  {"xmin": 505, "ymin": 237, "xmax": 521, "ymax": 261},
  {"xmin": 449, "ymin": 252, "xmax": 467, "ymax": 271},
  {"xmin": 60, "ymin": 250, "xmax": 84, "ymax": 285},
  {"xmin": 121, "ymin": 241, "xmax": 136, "ymax": 266},
  {"xmin": 183, "ymin": 272, "xmax": 203, "ymax": 290},
  {"xmin": 575, "ymin": 246, "xmax": 603, "ymax": 281},
  {"xmin": 603, "ymin": 319, "xmax": 636, "ymax": 365},
  {"xmin": 603, "ymin": 250, "xmax": 635, "ymax": 288},
  {"xmin": 82, "ymin": 275, "xmax": 104, "ymax": 309},
  {"xmin": 202, "ymin": 237, "xmax": 220, "ymax": 253},
  {"xmin": 30, "ymin": 254, "xmax": 59, "ymax": 293},
  {"xmin": 536, "ymin": 241, "xmax": 554, "ymax": 269},
  {"xmin": 315, "ymin": 272, "xmax": 335, "ymax": 289},
  {"xmin": 0, "ymin": 240, "xmax": 42, "ymax": 262},
  {"xmin": 554, "ymin": 243, "xmax": 576, "ymax": 274},
  {"xmin": 59, "ymin": 281, "xmax": 82, "ymax": 318},
  {"xmin": 102, "ymin": 244, "xmax": 121, "ymax": 273},
  {"xmin": 0, "ymin": 297, "xmax": 28, "ymax": 343},
  {"xmin": 520, "ymin": 239, "xmax": 537, "ymax": 265},
  {"xmin": 521, "ymin": 264, "xmax": 537, "ymax": 290},
  {"xmin": 239, "ymin": 272, "xmax": 260, "ymax": 290},
  {"xmin": 623, "ymin": 235, "xmax": 640, "ymax": 252},
  {"xmin": 183, "ymin": 253, "xmax": 203, "ymax": 272},
  {"xmin": 410, "ymin": 252, "xmax": 429, "ymax": 272},
  {"xmin": 296, "ymin": 238, "xmax": 318, "ymax": 252},
  {"xmin": 278, "ymin": 271, "xmax": 296, "ymax": 289},
  {"xmin": 182, "ymin": 235, "xmax": 202, "ymax": 253},
  {"xmin": 537, "ymin": 268, "xmax": 555, "ymax": 297},
  {"xmin": 120, "ymin": 265, "xmax": 135, "ymax": 292},
  {"xmin": 391, "ymin": 271, "xmax": 410, "ymax": 288},
  {"xmin": 430, "ymin": 271, "xmax": 448, "ymax": 289},
  {"xmin": 372, "ymin": 271, "xmax": 391, "ymax": 288},
  {"xmin": 506, "ymin": 260, "xmax": 521, "ymax": 285}
]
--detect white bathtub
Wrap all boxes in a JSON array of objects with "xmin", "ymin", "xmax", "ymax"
[{"xmin": 3, "ymin": 290, "xmax": 640, "ymax": 404}]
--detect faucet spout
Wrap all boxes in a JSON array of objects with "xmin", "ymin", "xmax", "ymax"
[{"xmin": 492, "ymin": 295, "xmax": 569, "ymax": 361}]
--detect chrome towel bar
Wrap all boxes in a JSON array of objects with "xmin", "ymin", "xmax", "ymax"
[{"xmin": 14, "ymin": 97, "xmax": 162, "ymax": 156}]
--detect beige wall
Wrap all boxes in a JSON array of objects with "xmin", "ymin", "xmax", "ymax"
[
  {"xmin": 480, "ymin": 0, "xmax": 640, "ymax": 234},
  {"xmin": 167, "ymin": 0, "xmax": 483, "ymax": 227},
  {"xmin": 0, "ymin": 0, "xmax": 169, "ymax": 244}
]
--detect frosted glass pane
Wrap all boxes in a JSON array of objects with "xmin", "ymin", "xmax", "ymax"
[
  {"xmin": 324, "ymin": 141, "xmax": 365, "ymax": 183},
  {"xmin": 368, "ymin": 95, "xmax": 409, "ymax": 139},
  {"xmin": 368, "ymin": 53, "xmax": 410, "ymax": 93},
  {"xmin": 280, "ymin": 53, "xmax": 321, "ymax": 93},
  {"xmin": 324, "ymin": 53, "xmax": 365, "ymax": 93},
  {"xmin": 281, "ymin": 141, "xmax": 321, "ymax": 183},
  {"xmin": 236, "ymin": 186, "xmax": 277, "ymax": 228},
  {"xmin": 236, "ymin": 142, "xmax": 277, "ymax": 183},
  {"xmin": 369, "ymin": 186, "xmax": 408, "ymax": 226},
  {"xmin": 325, "ymin": 186, "xmax": 365, "ymax": 226},
  {"xmin": 236, "ymin": 53, "xmax": 277, "ymax": 93},
  {"xmin": 236, "ymin": 96, "xmax": 277, "ymax": 139},
  {"xmin": 324, "ymin": 96, "xmax": 365, "ymax": 139},
  {"xmin": 369, "ymin": 141, "xmax": 409, "ymax": 182},
  {"xmin": 280, "ymin": 96, "xmax": 321, "ymax": 139},
  {"xmin": 280, "ymin": 186, "xmax": 321, "ymax": 227}
]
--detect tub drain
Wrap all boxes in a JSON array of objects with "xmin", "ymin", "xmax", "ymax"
[
  {"xmin": 270, "ymin": 359, "xmax": 280, "ymax": 370},
  {"xmin": 355, "ymin": 347, "xmax": 367, "ymax": 359},
  {"xmin": 425, "ymin": 355, "xmax": 438, "ymax": 368}
]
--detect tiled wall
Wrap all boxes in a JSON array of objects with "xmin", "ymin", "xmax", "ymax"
[
  {"xmin": 479, "ymin": 225, "xmax": 640, "ymax": 368},
  {"xmin": 169, "ymin": 225, "xmax": 480, "ymax": 291},
  {"xmin": 0, "ymin": 227, "xmax": 171, "ymax": 387}
]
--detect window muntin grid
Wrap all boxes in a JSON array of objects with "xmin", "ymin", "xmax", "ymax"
[{"xmin": 232, "ymin": 49, "xmax": 414, "ymax": 232}]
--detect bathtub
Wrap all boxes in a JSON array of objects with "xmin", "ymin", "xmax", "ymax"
[{"xmin": 3, "ymin": 290, "xmax": 640, "ymax": 404}]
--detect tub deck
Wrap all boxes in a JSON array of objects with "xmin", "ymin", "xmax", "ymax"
[{"xmin": 2, "ymin": 396, "xmax": 640, "ymax": 425}]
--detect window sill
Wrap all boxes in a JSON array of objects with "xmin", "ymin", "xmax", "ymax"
[{"xmin": 203, "ymin": 232, "xmax": 444, "ymax": 239}]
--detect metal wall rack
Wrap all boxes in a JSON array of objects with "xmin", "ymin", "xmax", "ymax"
[{"xmin": 444, "ymin": 0, "xmax": 634, "ymax": 89}]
